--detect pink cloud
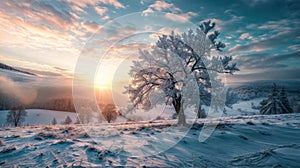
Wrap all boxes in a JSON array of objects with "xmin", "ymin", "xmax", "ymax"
[
  {"xmin": 95, "ymin": 6, "xmax": 108, "ymax": 15},
  {"xmin": 164, "ymin": 12, "xmax": 197, "ymax": 23},
  {"xmin": 142, "ymin": 1, "xmax": 181, "ymax": 15},
  {"xmin": 82, "ymin": 21, "xmax": 102, "ymax": 33},
  {"xmin": 66, "ymin": 0, "xmax": 125, "ymax": 9}
]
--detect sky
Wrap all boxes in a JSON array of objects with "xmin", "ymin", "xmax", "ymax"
[{"xmin": 0, "ymin": 0, "xmax": 299, "ymax": 88}]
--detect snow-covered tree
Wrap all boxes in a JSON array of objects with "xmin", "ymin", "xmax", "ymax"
[
  {"xmin": 279, "ymin": 87, "xmax": 293, "ymax": 113},
  {"xmin": 260, "ymin": 84, "xmax": 293, "ymax": 115},
  {"xmin": 51, "ymin": 118, "xmax": 57, "ymax": 125},
  {"xmin": 63, "ymin": 116, "xmax": 72, "ymax": 125},
  {"xmin": 295, "ymin": 104, "xmax": 300, "ymax": 113},
  {"xmin": 289, "ymin": 97, "xmax": 299, "ymax": 113},
  {"xmin": 126, "ymin": 20, "xmax": 239, "ymax": 125},
  {"xmin": 6, "ymin": 105, "xmax": 27, "ymax": 127},
  {"xmin": 74, "ymin": 117, "xmax": 80, "ymax": 124},
  {"xmin": 102, "ymin": 104, "xmax": 118, "ymax": 123}
]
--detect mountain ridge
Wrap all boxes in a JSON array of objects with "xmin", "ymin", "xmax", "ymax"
[{"xmin": 0, "ymin": 62, "xmax": 36, "ymax": 76}]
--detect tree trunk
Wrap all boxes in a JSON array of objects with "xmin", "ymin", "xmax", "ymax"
[
  {"xmin": 177, "ymin": 99, "xmax": 186, "ymax": 126},
  {"xmin": 172, "ymin": 95, "xmax": 186, "ymax": 126},
  {"xmin": 197, "ymin": 105, "xmax": 207, "ymax": 118},
  {"xmin": 172, "ymin": 97, "xmax": 181, "ymax": 115}
]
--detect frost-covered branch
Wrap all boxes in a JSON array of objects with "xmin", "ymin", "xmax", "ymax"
[{"xmin": 126, "ymin": 20, "xmax": 239, "ymax": 124}]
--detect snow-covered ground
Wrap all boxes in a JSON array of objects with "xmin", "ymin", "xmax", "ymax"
[
  {"xmin": 225, "ymin": 98, "xmax": 264, "ymax": 116},
  {"xmin": 0, "ymin": 109, "xmax": 77, "ymax": 126},
  {"xmin": 0, "ymin": 107, "xmax": 184, "ymax": 126},
  {"xmin": 0, "ymin": 97, "xmax": 280, "ymax": 127},
  {"xmin": 0, "ymin": 113, "xmax": 299, "ymax": 167}
]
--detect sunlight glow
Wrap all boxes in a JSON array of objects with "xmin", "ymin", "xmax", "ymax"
[{"xmin": 96, "ymin": 84, "xmax": 109, "ymax": 90}]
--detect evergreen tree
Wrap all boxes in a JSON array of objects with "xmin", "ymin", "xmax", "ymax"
[
  {"xmin": 63, "ymin": 116, "xmax": 72, "ymax": 125},
  {"xmin": 289, "ymin": 97, "xmax": 298, "ymax": 112},
  {"xmin": 296, "ymin": 104, "xmax": 300, "ymax": 113},
  {"xmin": 74, "ymin": 117, "xmax": 80, "ymax": 124},
  {"xmin": 51, "ymin": 118, "xmax": 57, "ymax": 125},
  {"xmin": 260, "ymin": 84, "xmax": 293, "ymax": 115},
  {"xmin": 279, "ymin": 87, "xmax": 293, "ymax": 113}
]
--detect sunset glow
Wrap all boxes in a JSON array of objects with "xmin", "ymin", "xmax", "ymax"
[
  {"xmin": 95, "ymin": 83, "xmax": 110, "ymax": 90},
  {"xmin": 0, "ymin": 1, "xmax": 299, "ymax": 167}
]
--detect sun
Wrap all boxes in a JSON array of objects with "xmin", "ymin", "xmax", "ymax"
[
  {"xmin": 95, "ymin": 83, "xmax": 109, "ymax": 90},
  {"xmin": 98, "ymin": 85, "xmax": 108, "ymax": 89}
]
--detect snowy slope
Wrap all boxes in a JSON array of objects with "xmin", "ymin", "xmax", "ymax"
[
  {"xmin": 224, "ymin": 98, "xmax": 263, "ymax": 116},
  {"xmin": 0, "ymin": 113, "xmax": 299, "ymax": 167}
]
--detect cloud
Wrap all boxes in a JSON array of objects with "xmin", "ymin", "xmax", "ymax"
[
  {"xmin": 82, "ymin": 21, "xmax": 102, "ymax": 33},
  {"xmin": 142, "ymin": 1, "xmax": 198, "ymax": 22},
  {"xmin": 246, "ymin": 24, "xmax": 257, "ymax": 29},
  {"xmin": 140, "ymin": 0, "xmax": 150, "ymax": 5},
  {"xmin": 164, "ymin": 12, "xmax": 197, "ymax": 23},
  {"xmin": 0, "ymin": 0, "xmax": 77, "ymax": 40},
  {"xmin": 142, "ymin": 1, "xmax": 181, "ymax": 15},
  {"xmin": 239, "ymin": 33, "xmax": 253, "ymax": 40},
  {"xmin": 229, "ymin": 27, "xmax": 300, "ymax": 53},
  {"xmin": 234, "ymin": 51, "xmax": 300, "ymax": 70},
  {"xmin": 203, "ymin": 10, "xmax": 243, "ymax": 32},
  {"xmin": 0, "ymin": 11, "xmax": 75, "ymax": 54},
  {"xmin": 149, "ymin": 27, "xmax": 183, "ymax": 39},
  {"xmin": 66, "ymin": 0, "xmax": 125, "ymax": 9},
  {"xmin": 229, "ymin": 44, "xmax": 266, "ymax": 53},
  {"xmin": 109, "ymin": 43, "xmax": 151, "ymax": 53},
  {"xmin": 0, "ymin": 75, "xmax": 37, "ymax": 105},
  {"xmin": 0, "ymin": 55, "xmax": 74, "ymax": 80},
  {"xmin": 242, "ymin": 0, "xmax": 271, "ymax": 7},
  {"xmin": 80, "ymin": 22, "xmax": 139, "ymax": 56},
  {"xmin": 97, "ymin": 0, "xmax": 125, "ymax": 8},
  {"xmin": 102, "ymin": 15, "xmax": 110, "ymax": 21},
  {"xmin": 0, "ymin": 0, "xmax": 76, "ymax": 31},
  {"xmin": 0, "ymin": 0, "xmax": 123, "ymax": 41},
  {"xmin": 257, "ymin": 19, "xmax": 295, "ymax": 33},
  {"xmin": 94, "ymin": 6, "xmax": 108, "ymax": 15},
  {"xmin": 288, "ymin": 44, "xmax": 300, "ymax": 51},
  {"xmin": 228, "ymin": 68, "xmax": 300, "ymax": 82},
  {"xmin": 0, "ymin": 0, "xmax": 91, "ymax": 71}
]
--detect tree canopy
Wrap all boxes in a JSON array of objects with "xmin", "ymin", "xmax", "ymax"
[
  {"xmin": 126, "ymin": 20, "xmax": 239, "ymax": 125},
  {"xmin": 6, "ymin": 105, "xmax": 27, "ymax": 127},
  {"xmin": 260, "ymin": 84, "xmax": 293, "ymax": 115}
]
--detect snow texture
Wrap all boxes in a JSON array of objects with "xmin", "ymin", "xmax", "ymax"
[{"xmin": 0, "ymin": 113, "xmax": 299, "ymax": 167}]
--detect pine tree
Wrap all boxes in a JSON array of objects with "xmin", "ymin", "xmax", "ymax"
[
  {"xmin": 51, "ymin": 118, "xmax": 57, "ymax": 125},
  {"xmin": 63, "ymin": 116, "xmax": 72, "ymax": 125},
  {"xmin": 260, "ymin": 84, "xmax": 293, "ymax": 115},
  {"xmin": 296, "ymin": 104, "xmax": 300, "ymax": 113},
  {"xmin": 289, "ymin": 97, "xmax": 298, "ymax": 112},
  {"xmin": 74, "ymin": 117, "xmax": 80, "ymax": 124},
  {"xmin": 279, "ymin": 87, "xmax": 293, "ymax": 113}
]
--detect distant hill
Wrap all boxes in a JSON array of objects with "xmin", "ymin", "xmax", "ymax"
[
  {"xmin": 0, "ymin": 62, "xmax": 36, "ymax": 76},
  {"xmin": 231, "ymin": 80, "xmax": 300, "ymax": 100}
]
